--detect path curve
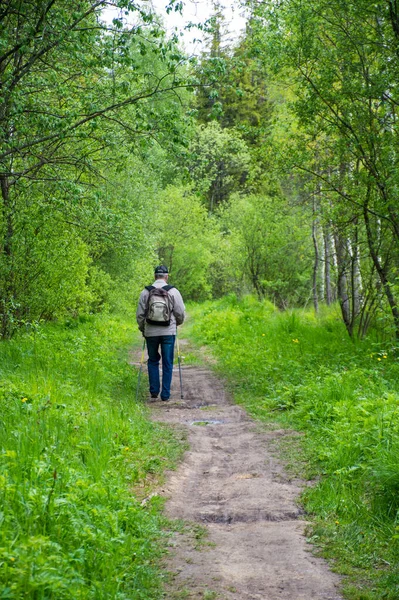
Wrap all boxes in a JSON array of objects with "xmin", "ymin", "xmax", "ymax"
[{"xmin": 150, "ymin": 344, "xmax": 342, "ymax": 600}]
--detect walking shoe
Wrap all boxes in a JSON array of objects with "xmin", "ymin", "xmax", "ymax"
[
  {"xmin": 150, "ymin": 393, "xmax": 158, "ymax": 399},
  {"xmin": 161, "ymin": 397, "xmax": 169, "ymax": 401}
]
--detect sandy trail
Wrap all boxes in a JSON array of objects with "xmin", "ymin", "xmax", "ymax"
[{"xmin": 147, "ymin": 342, "xmax": 342, "ymax": 600}]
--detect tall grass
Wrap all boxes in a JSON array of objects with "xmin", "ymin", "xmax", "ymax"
[
  {"xmin": 189, "ymin": 295, "xmax": 399, "ymax": 599},
  {"xmin": 0, "ymin": 313, "xmax": 182, "ymax": 599}
]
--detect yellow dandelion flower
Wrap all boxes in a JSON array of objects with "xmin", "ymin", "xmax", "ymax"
[
  {"xmin": 335, "ymin": 521, "xmax": 339, "ymax": 525},
  {"xmin": 377, "ymin": 357, "xmax": 381, "ymax": 361},
  {"xmin": 21, "ymin": 398, "xmax": 27, "ymax": 403},
  {"xmin": 383, "ymin": 355, "xmax": 387, "ymax": 359},
  {"xmin": 124, "ymin": 447, "xmax": 130, "ymax": 452},
  {"xmin": 10, "ymin": 557, "xmax": 15, "ymax": 562}
]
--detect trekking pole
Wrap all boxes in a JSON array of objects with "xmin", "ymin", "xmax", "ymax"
[
  {"xmin": 135, "ymin": 338, "xmax": 146, "ymax": 402},
  {"xmin": 176, "ymin": 334, "xmax": 184, "ymax": 399}
]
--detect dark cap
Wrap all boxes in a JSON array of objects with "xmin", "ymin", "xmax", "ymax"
[{"xmin": 154, "ymin": 265, "xmax": 168, "ymax": 274}]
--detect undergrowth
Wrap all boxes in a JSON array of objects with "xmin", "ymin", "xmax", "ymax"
[
  {"xmin": 0, "ymin": 313, "xmax": 183, "ymax": 599},
  {"xmin": 188, "ymin": 295, "xmax": 399, "ymax": 600}
]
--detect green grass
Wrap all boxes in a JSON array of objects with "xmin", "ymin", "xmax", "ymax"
[
  {"xmin": 0, "ymin": 312, "xmax": 184, "ymax": 599},
  {"xmin": 187, "ymin": 295, "xmax": 399, "ymax": 599}
]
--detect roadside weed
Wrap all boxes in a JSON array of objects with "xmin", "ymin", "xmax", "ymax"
[
  {"xmin": 203, "ymin": 591, "xmax": 218, "ymax": 599},
  {"xmin": 0, "ymin": 313, "xmax": 183, "ymax": 599}
]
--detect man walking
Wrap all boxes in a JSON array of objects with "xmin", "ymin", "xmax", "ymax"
[{"xmin": 136, "ymin": 265, "xmax": 185, "ymax": 401}]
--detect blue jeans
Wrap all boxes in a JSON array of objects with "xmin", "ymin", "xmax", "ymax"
[{"xmin": 146, "ymin": 335, "xmax": 175, "ymax": 400}]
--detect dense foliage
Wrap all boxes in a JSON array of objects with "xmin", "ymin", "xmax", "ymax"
[
  {"xmin": 189, "ymin": 296, "xmax": 399, "ymax": 599},
  {"xmin": 2, "ymin": 0, "xmax": 399, "ymax": 337},
  {"xmin": 0, "ymin": 0, "xmax": 191, "ymax": 337},
  {"xmin": 241, "ymin": 0, "xmax": 399, "ymax": 337}
]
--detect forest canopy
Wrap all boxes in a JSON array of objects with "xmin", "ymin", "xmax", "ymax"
[{"xmin": 1, "ymin": 0, "xmax": 399, "ymax": 341}]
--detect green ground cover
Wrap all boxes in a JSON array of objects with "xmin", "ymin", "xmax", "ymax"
[
  {"xmin": 0, "ymin": 313, "xmax": 183, "ymax": 599},
  {"xmin": 187, "ymin": 296, "xmax": 399, "ymax": 600}
]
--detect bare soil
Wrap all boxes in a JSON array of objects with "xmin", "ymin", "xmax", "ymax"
[{"xmin": 148, "ymin": 344, "xmax": 343, "ymax": 600}]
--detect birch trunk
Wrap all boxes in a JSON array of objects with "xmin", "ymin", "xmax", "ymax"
[
  {"xmin": 323, "ymin": 222, "xmax": 333, "ymax": 305},
  {"xmin": 312, "ymin": 206, "xmax": 319, "ymax": 313},
  {"xmin": 334, "ymin": 229, "xmax": 352, "ymax": 336}
]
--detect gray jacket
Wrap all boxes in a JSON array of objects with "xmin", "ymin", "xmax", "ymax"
[{"xmin": 136, "ymin": 279, "xmax": 185, "ymax": 337}]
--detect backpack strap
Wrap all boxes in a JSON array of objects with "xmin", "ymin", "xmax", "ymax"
[
  {"xmin": 145, "ymin": 285, "xmax": 155, "ymax": 291},
  {"xmin": 163, "ymin": 285, "xmax": 174, "ymax": 291}
]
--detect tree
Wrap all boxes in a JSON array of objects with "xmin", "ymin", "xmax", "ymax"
[
  {"xmin": 196, "ymin": 22, "xmax": 273, "ymax": 149},
  {"xmin": 0, "ymin": 0, "xmax": 191, "ymax": 335},
  {"xmin": 246, "ymin": 0, "xmax": 399, "ymax": 336},
  {"xmin": 155, "ymin": 186, "xmax": 221, "ymax": 300},
  {"xmin": 221, "ymin": 193, "xmax": 313, "ymax": 307},
  {"xmin": 188, "ymin": 121, "xmax": 252, "ymax": 212}
]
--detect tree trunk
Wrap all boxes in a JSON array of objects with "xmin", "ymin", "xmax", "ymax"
[
  {"xmin": 363, "ymin": 201, "xmax": 399, "ymax": 339},
  {"xmin": 334, "ymin": 229, "xmax": 352, "ymax": 336},
  {"xmin": 0, "ymin": 173, "xmax": 14, "ymax": 338},
  {"xmin": 312, "ymin": 199, "xmax": 319, "ymax": 313},
  {"xmin": 349, "ymin": 222, "xmax": 362, "ymax": 319},
  {"xmin": 323, "ymin": 222, "xmax": 333, "ymax": 305}
]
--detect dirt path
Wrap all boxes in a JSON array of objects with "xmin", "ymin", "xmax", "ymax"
[{"xmin": 149, "ymin": 344, "xmax": 343, "ymax": 600}]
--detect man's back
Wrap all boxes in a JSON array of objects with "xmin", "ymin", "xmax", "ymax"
[{"xmin": 136, "ymin": 278, "xmax": 185, "ymax": 337}]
